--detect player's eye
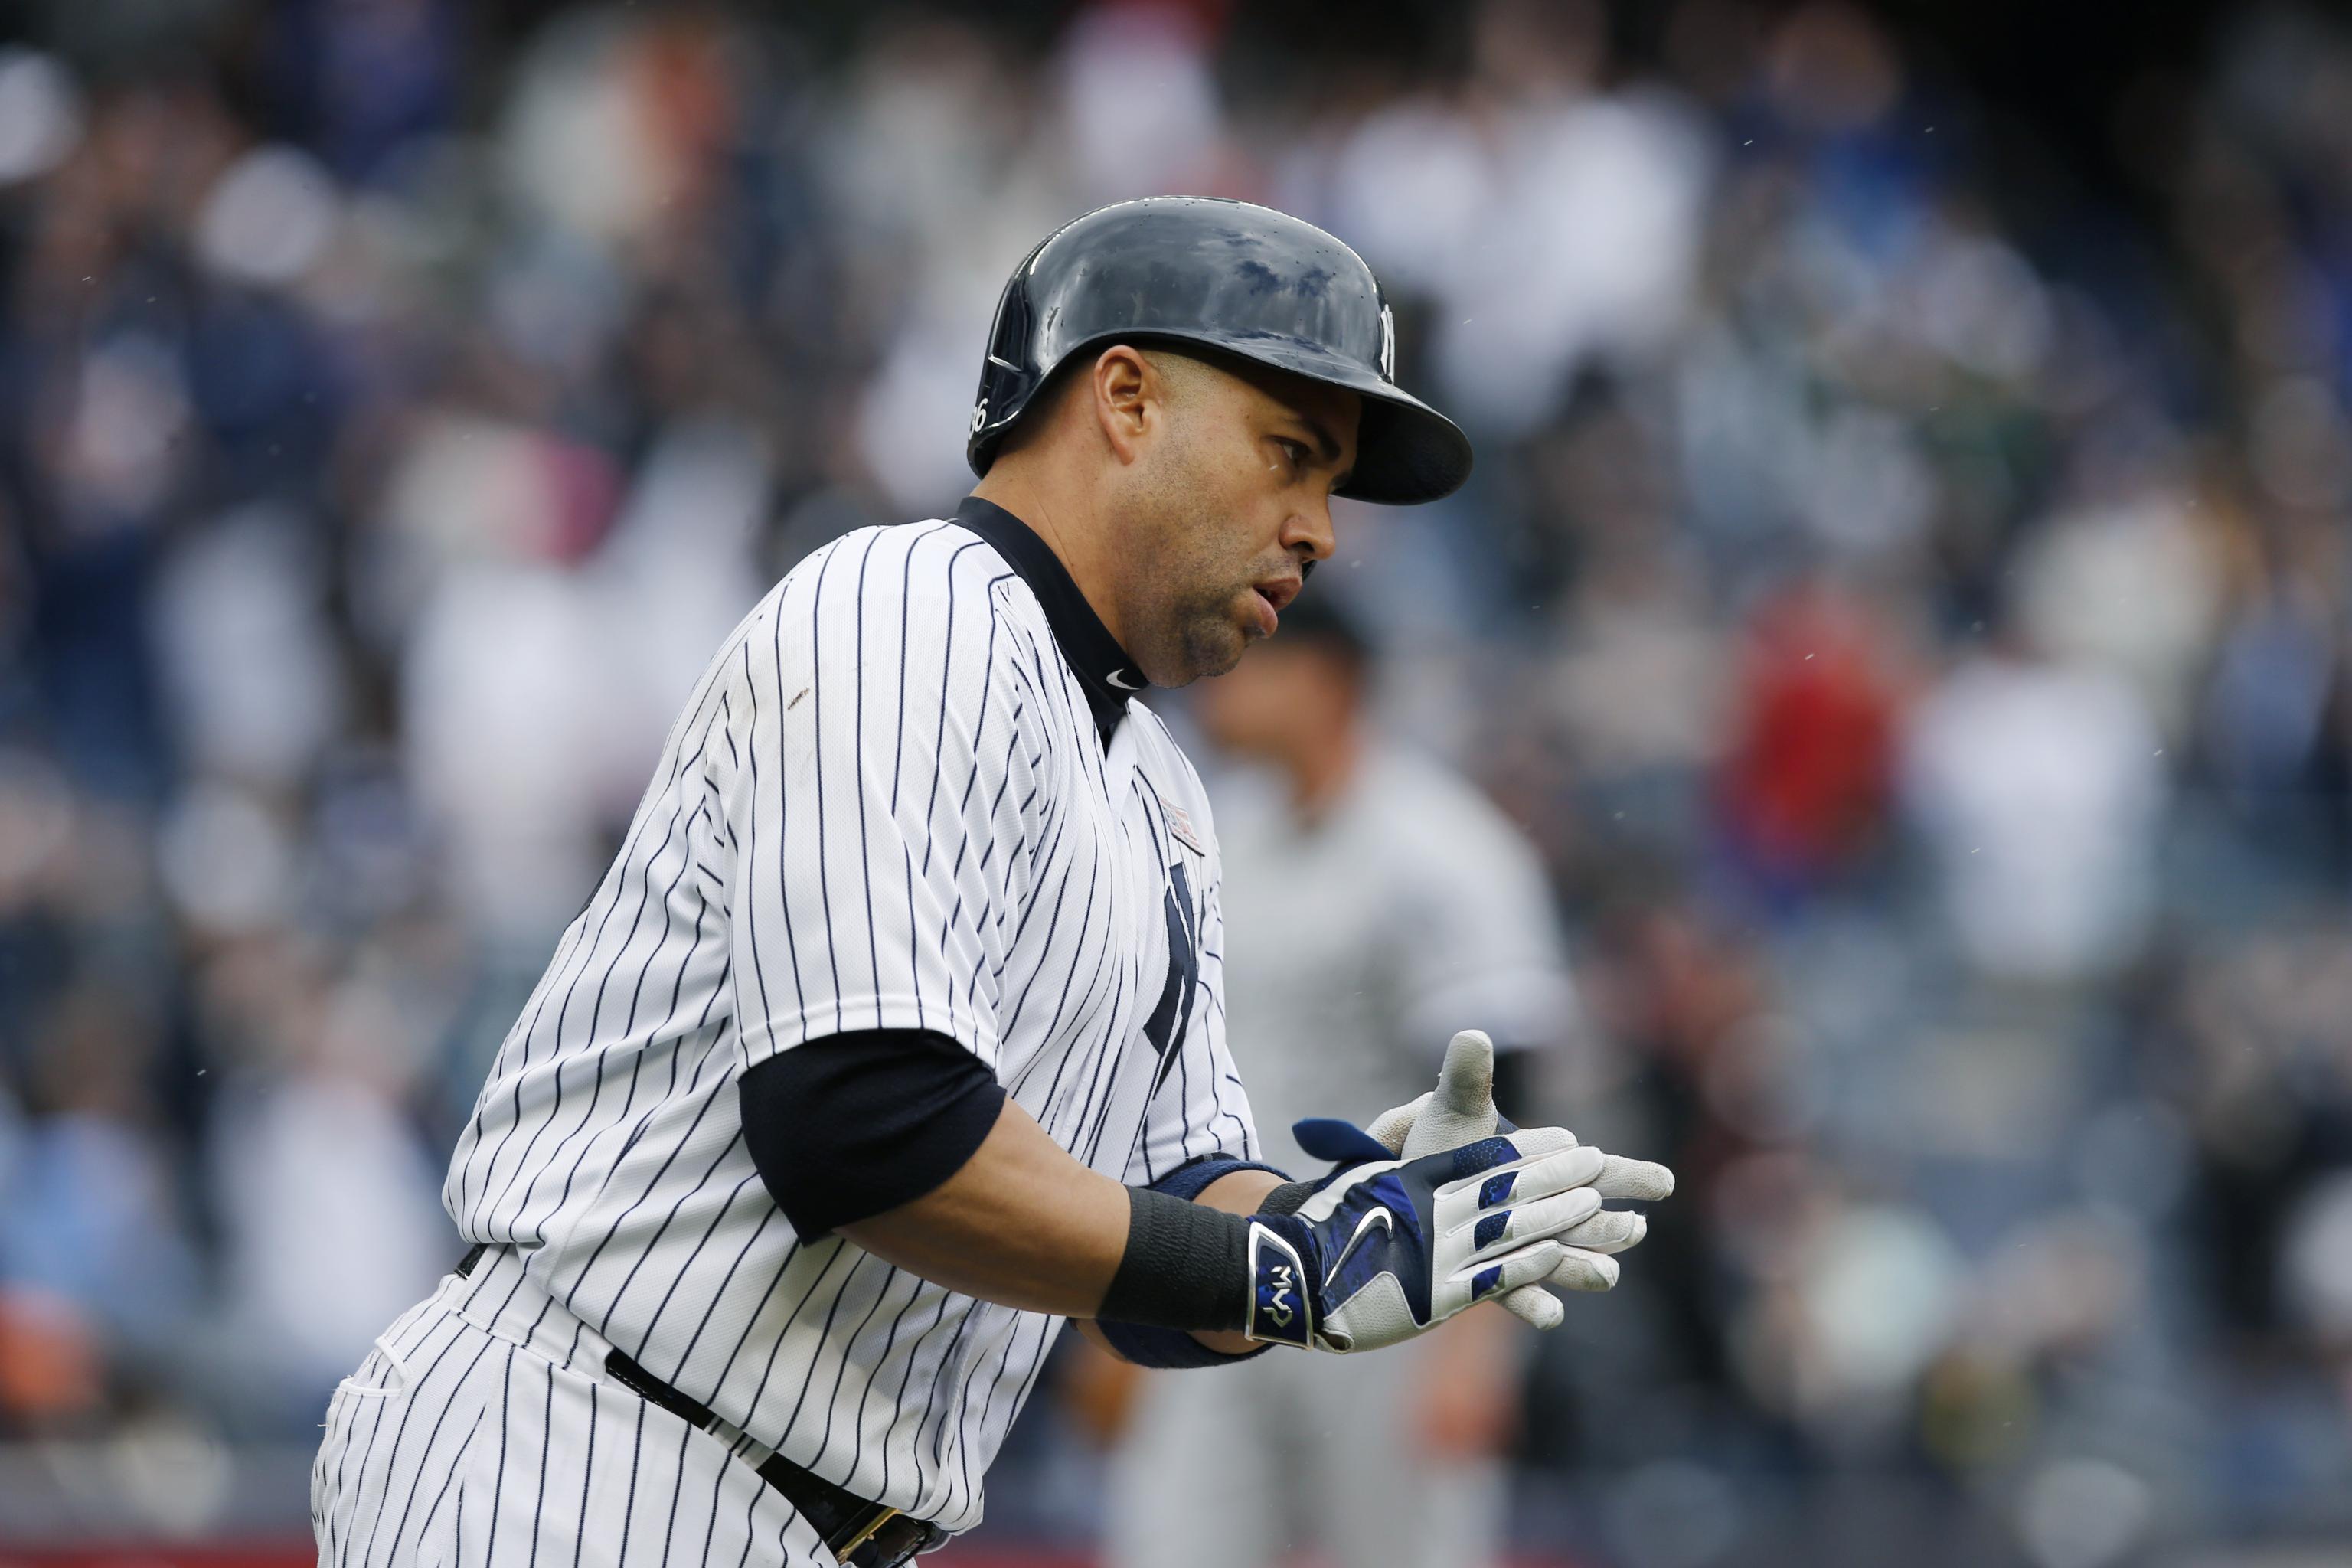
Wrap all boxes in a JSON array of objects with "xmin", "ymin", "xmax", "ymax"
[{"xmin": 1274, "ymin": 438, "xmax": 1309, "ymax": 474}]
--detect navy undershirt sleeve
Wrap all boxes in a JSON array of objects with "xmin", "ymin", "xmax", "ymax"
[{"xmin": 738, "ymin": 1028, "xmax": 1008, "ymax": 1240}]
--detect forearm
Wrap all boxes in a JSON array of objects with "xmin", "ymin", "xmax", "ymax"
[{"xmin": 840, "ymin": 1098, "xmax": 1132, "ymax": 1316}]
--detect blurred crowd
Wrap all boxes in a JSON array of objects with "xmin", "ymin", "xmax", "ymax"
[{"xmin": 2, "ymin": 0, "xmax": 2350, "ymax": 1563}]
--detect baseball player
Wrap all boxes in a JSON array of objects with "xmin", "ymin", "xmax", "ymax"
[
  {"xmin": 309, "ymin": 197, "xmax": 1673, "ymax": 1568},
  {"xmin": 1096, "ymin": 593, "xmax": 1586, "ymax": 1568}
]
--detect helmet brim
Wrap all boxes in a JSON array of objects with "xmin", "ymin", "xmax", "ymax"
[
  {"xmin": 1121, "ymin": 331, "xmax": 1475, "ymax": 506},
  {"xmin": 1222, "ymin": 336, "xmax": 1473, "ymax": 505}
]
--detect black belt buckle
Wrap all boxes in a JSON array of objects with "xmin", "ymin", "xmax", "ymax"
[
  {"xmin": 826, "ymin": 1504, "xmax": 945, "ymax": 1568},
  {"xmin": 753, "ymin": 1452, "xmax": 946, "ymax": 1566}
]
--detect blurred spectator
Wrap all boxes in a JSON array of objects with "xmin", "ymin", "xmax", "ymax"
[
  {"xmin": 0, "ymin": 0, "xmax": 2349, "ymax": 1558},
  {"xmin": 1903, "ymin": 627, "xmax": 2165, "ymax": 982}
]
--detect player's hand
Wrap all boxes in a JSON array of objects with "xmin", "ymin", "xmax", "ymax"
[
  {"xmin": 1244, "ymin": 1127, "xmax": 1664, "ymax": 1353},
  {"xmin": 1368, "ymin": 1028, "xmax": 1513, "ymax": 1160},
  {"xmin": 1294, "ymin": 1030, "xmax": 1671, "ymax": 1328}
]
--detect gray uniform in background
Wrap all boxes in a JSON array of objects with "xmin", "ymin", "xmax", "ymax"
[{"xmin": 1106, "ymin": 744, "xmax": 1579, "ymax": 1568}]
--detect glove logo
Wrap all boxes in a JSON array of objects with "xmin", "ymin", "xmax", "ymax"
[
  {"xmin": 1325, "ymin": 1207, "xmax": 1393, "ymax": 1289},
  {"xmin": 1266, "ymin": 1264, "xmax": 1295, "ymax": 1328},
  {"xmin": 1246, "ymin": 1223, "xmax": 1314, "ymax": 1347}
]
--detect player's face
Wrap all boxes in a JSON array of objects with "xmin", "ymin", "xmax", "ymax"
[{"xmin": 1119, "ymin": 362, "xmax": 1358, "ymax": 686}]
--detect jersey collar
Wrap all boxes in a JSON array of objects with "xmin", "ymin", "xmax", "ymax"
[{"xmin": 955, "ymin": 495, "xmax": 1142, "ymax": 744}]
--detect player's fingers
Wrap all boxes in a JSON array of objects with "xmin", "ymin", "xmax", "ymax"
[
  {"xmin": 1459, "ymin": 1239, "xmax": 1564, "ymax": 1304},
  {"xmin": 1365, "ymin": 1092, "xmax": 1429, "ymax": 1156},
  {"xmin": 1455, "ymin": 1139, "xmax": 1603, "ymax": 1207},
  {"xmin": 1590, "ymin": 1153, "xmax": 1676, "ymax": 1202},
  {"xmin": 1498, "ymin": 1283, "xmax": 1563, "ymax": 1330},
  {"xmin": 1549, "ymin": 1246, "xmax": 1620, "ymax": 1292},
  {"xmin": 1553, "ymin": 1208, "xmax": 1647, "ymax": 1254},
  {"xmin": 1425, "ymin": 1125, "xmax": 1574, "ymax": 1187},
  {"xmin": 1458, "ymin": 1187, "xmax": 1603, "ymax": 1261}
]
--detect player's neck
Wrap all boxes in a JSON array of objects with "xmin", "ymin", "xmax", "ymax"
[{"xmin": 969, "ymin": 472, "xmax": 1135, "ymax": 655}]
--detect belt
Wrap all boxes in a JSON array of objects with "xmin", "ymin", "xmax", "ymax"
[{"xmin": 456, "ymin": 1245, "xmax": 944, "ymax": 1568}]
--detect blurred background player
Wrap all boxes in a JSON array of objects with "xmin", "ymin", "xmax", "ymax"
[
  {"xmin": 1079, "ymin": 592, "xmax": 1585, "ymax": 1568},
  {"xmin": 11, "ymin": 0, "xmax": 2352, "ymax": 1560}
]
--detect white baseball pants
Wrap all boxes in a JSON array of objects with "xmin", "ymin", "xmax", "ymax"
[{"xmin": 311, "ymin": 1256, "xmax": 835, "ymax": 1568}]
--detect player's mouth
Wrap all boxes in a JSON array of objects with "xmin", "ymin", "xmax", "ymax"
[{"xmin": 1250, "ymin": 576, "xmax": 1301, "ymax": 635}]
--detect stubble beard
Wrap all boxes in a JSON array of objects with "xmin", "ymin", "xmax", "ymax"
[
  {"xmin": 1125, "ymin": 449, "xmax": 1259, "ymax": 687},
  {"xmin": 1173, "ymin": 583, "xmax": 1251, "ymax": 682}
]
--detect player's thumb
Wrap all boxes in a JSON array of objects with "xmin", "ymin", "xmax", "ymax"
[
  {"xmin": 1403, "ymin": 1031, "xmax": 1499, "ymax": 1160},
  {"xmin": 1435, "ymin": 1029, "xmax": 1495, "ymax": 1119}
]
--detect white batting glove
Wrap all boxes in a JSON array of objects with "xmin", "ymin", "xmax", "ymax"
[
  {"xmin": 1357, "ymin": 1030, "xmax": 1670, "ymax": 1327},
  {"xmin": 1247, "ymin": 1128, "xmax": 1612, "ymax": 1353}
]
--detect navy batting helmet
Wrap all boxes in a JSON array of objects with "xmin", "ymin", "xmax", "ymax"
[{"xmin": 965, "ymin": 196, "xmax": 1472, "ymax": 505}]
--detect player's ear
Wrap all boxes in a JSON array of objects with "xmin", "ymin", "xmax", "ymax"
[{"xmin": 1092, "ymin": 345, "xmax": 1153, "ymax": 466}]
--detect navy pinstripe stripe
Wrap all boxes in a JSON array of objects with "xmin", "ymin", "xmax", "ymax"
[
  {"xmin": 544, "ymin": 875, "xmax": 714, "ymax": 1232},
  {"xmin": 561, "ymin": 1011, "xmax": 740, "ymax": 1318},
  {"xmin": 756, "ymin": 611, "xmax": 810, "ymax": 1041},
  {"xmin": 652, "ymin": 1415, "xmax": 690, "ymax": 1568},
  {"xmin": 1067, "ymin": 959, "xmax": 1140, "ymax": 1166},
  {"xmin": 691, "ymin": 1398, "xmax": 729, "ymax": 1568},
  {"xmin": 870, "ymin": 1288, "xmax": 954, "ymax": 1498},
  {"xmin": 1031, "ymin": 923, "xmax": 1129, "ymax": 1152},
  {"xmin": 616, "ymin": 1394, "xmax": 645, "ymax": 1560},
  {"xmin": 593, "ymin": 1127, "xmax": 749, "ymax": 1340},
  {"xmin": 939, "ymin": 1305, "xmax": 1026, "ymax": 1516},
  {"xmin": 774, "ymin": 1246, "xmax": 880, "ymax": 1453},
  {"xmin": 373, "ymin": 1332, "xmax": 495, "ymax": 1568},
  {"xmin": 456, "ymin": 915, "xmax": 589, "ymax": 1232},
  {"xmin": 339, "ymin": 1314, "xmax": 466, "ymax": 1568},
  {"xmin": 828, "ymin": 1263, "xmax": 923, "ymax": 1490},
  {"xmin": 662, "ymin": 1199, "xmax": 780, "ymax": 1393},
  {"xmin": 808, "ymin": 1255, "xmax": 898, "ymax": 1472},
  {"xmin": 736, "ymin": 1239, "xmax": 855, "ymax": 1422},
  {"xmin": 705, "ymin": 1236, "xmax": 802, "ymax": 1394},
  {"xmin": 523, "ymin": 1354, "xmax": 554, "ymax": 1568},
  {"xmin": 806, "ymin": 541, "xmax": 848, "ymax": 1034},
  {"xmin": 510, "ymin": 796, "xmax": 717, "ymax": 1236},
  {"xmin": 482, "ymin": 1344, "xmax": 515, "ymax": 1568},
  {"xmin": 319, "ymin": 1347, "xmax": 381, "ymax": 1565},
  {"xmin": 916, "ymin": 546, "xmax": 991, "ymax": 884},
  {"xmin": 638, "ymin": 1168, "xmax": 766, "ymax": 1362},
  {"xmin": 850, "ymin": 530, "xmax": 887, "ymax": 1029}
]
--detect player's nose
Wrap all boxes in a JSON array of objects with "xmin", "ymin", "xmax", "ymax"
[{"xmin": 1281, "ymin": 496, "xmax": 1336, "ymax": 564}]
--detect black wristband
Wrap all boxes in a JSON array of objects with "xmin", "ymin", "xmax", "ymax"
[
  {"xmin": 1096, "ymin": 1187, "xmax": 1251, "ymax": 1334},
  {"xmin": 1256, "ymin": 1179, "xmax": 1318, "ymax": 1217}
]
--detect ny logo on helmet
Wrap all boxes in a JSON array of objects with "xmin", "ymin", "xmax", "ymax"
[{"xmin": 1378, "ymin": 305, "xmax": 1396, "ymax": 382}]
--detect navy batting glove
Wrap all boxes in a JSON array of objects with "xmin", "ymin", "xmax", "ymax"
[{"xmin": 1242, "ymin": 1129, "xmax": 1604, "ymax": 1354}]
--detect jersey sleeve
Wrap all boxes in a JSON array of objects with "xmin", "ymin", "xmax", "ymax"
[
  {"xmin": 711, "ymin": 531, "xmax": 1040, "ymax": 1073},
  {"xmin": 1125, "ymin": 840, "xmax": 1266, "ymax": 1185}
]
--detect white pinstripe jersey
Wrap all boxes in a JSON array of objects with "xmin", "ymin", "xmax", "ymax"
[{"xmin": 440, "ymin": 501, "xmax": 1259, "ymax": 1534}]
